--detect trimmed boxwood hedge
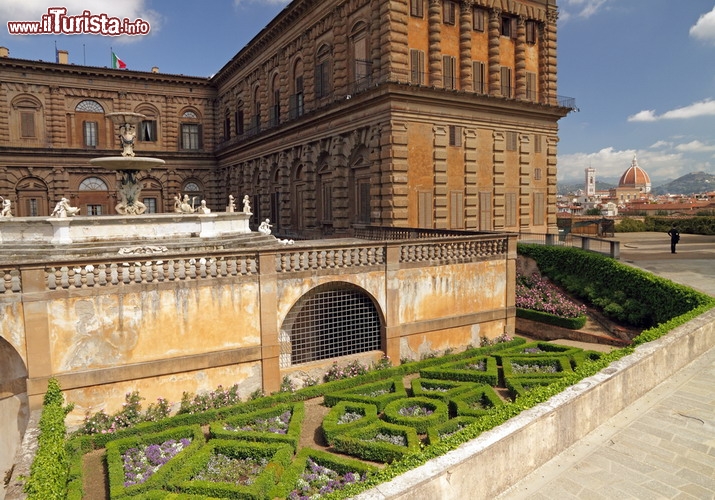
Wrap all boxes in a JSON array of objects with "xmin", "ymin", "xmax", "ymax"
[
  {"xmin": 449, "ymin": 385, "xmax": 504, "ymax": 418},
  {"xmin": 419, "ymin": 355, "xmax": 498, "ymax": 385},
  {"xmin": 208, "ymin": 402, "xmax": 304, "ymax": 451},
  {"xmin": 105, "ymin": 425, "xmax": 204, "ymax": 499},
  {"xmin": 331, "ymin": 421, "xmax": 421, "ymax": 464},
  {"xmin": 518, "ymin": 243, "xmax": 714, "ymax": 327},
  {"xmin": 166, "ymin": 440, "xmax": 293, "ymax": 499},
  {"xmin": 410, "ymin": 378, "xmax": 476, "ymax": 403},
  {"xmin": 505, "ymin": 377, "xmax": 559, "ymax": 400},
  {"xmin": 323, "ymin": 377, "xmax": 407, "ymax": 412},
  {"xmin": 516, "ymin": 308, "xmax": 588, "ymax": 330},
  {"xmin": 493, "ymin": 342, "xmax": 583, "ymax": 365},
  {"xmin": 426, "ymin": 416, "xmax": 479, "ymax": 445},
  {"xmin": 382, "ymin": 397, "xmax": 449, "ymax": 434},
  {"xmin": 322, "ymin": 401, "xmax": 378, "ymax": 446},
  {"xmin": 502, "ymin": 356, "xmax": 572, "ymax": 380},
  {"xmin": 270, "ymin": 447, "xmax": 377, "ymax": 499}
]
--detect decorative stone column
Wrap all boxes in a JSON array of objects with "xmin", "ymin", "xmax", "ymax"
[
  {"xmin": 514, "ymin": 16, "xmax": 527, "ymax": 100},
  {"xmin": 459, "ymin": 0, "xmax": 474, "ymax": 91},
  {"xmin": 542, "ymin": 9, "xmax": 558, "ymax": 105},
  {"xmin": 428, "ymin": 0, "xmax": 443, "ymax": 88},
  {"xmin": 332, "ymin": 4, "xmax": 348, "ymax": 98},
  {"xmin": 488, "ymin": 8, "xmax": 502, "ymax": 95}
]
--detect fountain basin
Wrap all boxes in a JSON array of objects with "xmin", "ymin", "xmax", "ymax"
[{"xmin": 89, "ymin": 157, "xmax": 165, "ymax": 170}]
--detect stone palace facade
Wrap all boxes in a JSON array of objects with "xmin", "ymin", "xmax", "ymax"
[{"xmin": 0, "ymin": 0, "xmax": 572, "ymax": 237}]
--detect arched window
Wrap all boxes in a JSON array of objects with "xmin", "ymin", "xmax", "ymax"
[
  {"xmin": 75, "ymin": 100, "xmax": 104, "ymax": 113},
  {"xmin": 182, "ymin": 181, "xmax": 203, "ymax": 210},
  {"xmin": 251, "ymin": 86, "xmax": 261, "ymax": 133},
  {"xmin": 224, "ymin": 108, "xmax": 231, "ymax": 140},
  {"xmin": 290, "ymin": 58, "xmax": 304, "ymax": 119},
  {"xmin": 279, "ymin": 283, "xmax": 382, "ymax": 368},
  {"xmin": 315, "ymin": 44, "xmax": 332, "ymax": 99},
  {"xmin": 180, "ymin": 110, "xmax": 202, "ymax": 150},
  {"xmin": 269, "ymin": 73, "xmax": 281, "ymax": 127},
  {"xmin": 79, "ymin": 177, "xmax": 108, "ymax": 191},
  {"xmin": 136, "ymin": 105, "xmax": 159, "ymax": 142},
  {"xmin": 76, "ymin": 100, "xmax": 104, "ymax": 148},
  {"xmin": 12, "ymin": 96, "xmax": 42, "ymax": 139},
  {"xmin": 235, "ymin": 100, "xmax": 245, "ymax": 136},
  {"xmin": 350, "ymin": 21, "xmax": 371, "ymax": 93}
]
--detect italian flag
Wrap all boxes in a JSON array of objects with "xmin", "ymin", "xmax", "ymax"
[{"xmin": 112, "ymin": 52, "xmax": 127, "ymax": 69}]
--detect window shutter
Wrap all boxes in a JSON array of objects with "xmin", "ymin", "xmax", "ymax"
[
  {"xmin": 473, "ymin": 61, "xmax": 485, "ymax": 93},
  {"xmin": 500, "ymin": 66, "xmax": 512, "ymax": 97},
  {"xmin": 21, "ymin": 111, "xmax": 35, "ymax": 138}
]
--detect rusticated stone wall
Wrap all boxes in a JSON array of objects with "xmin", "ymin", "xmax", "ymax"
[{"xmin": 0, "ymin": 232, "xmax": 515, "ymax": 427}]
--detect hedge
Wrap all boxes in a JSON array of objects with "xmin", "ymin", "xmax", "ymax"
[
  {"xmin": 448, "ymin": 385, "xmax": 504, "ymax": 418},
  {"xmin": 322, "ymin": 401, "xmax": 378, "ymax": 446},
  {"xmin": 208, "ymin": 402, "xmax": 304, "ymax": 452},
  {"xmin": 516, "ymin": 308, "xmax": 588, "ymax": 329},
  {"xmin": 382, "ymin": 397, "xmax": 449, "ymax": 434},
  {"xmin": 518, "ymin": 243, "xmax": 713, "ymax": 327},
  {"xmin": 24, "ymin": 378, "xmax": 73, "ymax": 500}
]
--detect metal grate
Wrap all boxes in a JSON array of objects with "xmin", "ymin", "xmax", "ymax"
[{"xmin": 279, "ymin": 283, "xmax": 381, "ymax": 368}]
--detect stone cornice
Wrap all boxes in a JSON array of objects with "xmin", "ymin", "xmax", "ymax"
[{"xmin": 0, "ymin": 57, "xmax": 212, "ymax": 87}]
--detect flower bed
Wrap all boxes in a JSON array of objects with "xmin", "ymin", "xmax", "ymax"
[
  {"xmin": 167, "ymin": 440, "xmax": 293, "ymax": 499},
  {"xmin": 105, "ymin": 425, "xmax": 204, "ymax": 499},
  {"xmin": 516, "ymin": 273, "xmax": 587, "ymax": 319},
  {"xmin": 209, "ymin": 402, "xmax": 304, "ymax": 451},
  {"xmin": 382, "ymin": 397, "xmax": 449, "ymax": 434},
  {"xmin": 331, "ymin": 421, "xmax": 421, "ymax": 464},
  {"xmin": 426, "ymin": 416, "xmax": 479, "ymax": 445},
  {"xmin": 322, "ymin": 401, "xmax": 378, "ymax": 446},
  {"xmin": 448, "ymin": 385, "xmax": 504, "ymax": 418},
  {"xmin": 502, "ymin": 356, "xmax": 572, "ymax": 381},
  {"xmin": 272, "ymin": 448, "xmax": 377, "ymax": 500},
  {"xmin": 323, "ymin": 377, "xmax": 407, "ymax": 412},
  {"xmin": 419, "ymin": 356, "xmax": 498, "ymax": 385}
]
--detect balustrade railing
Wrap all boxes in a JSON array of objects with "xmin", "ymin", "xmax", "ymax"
[
  {"xmin": 46, "ymin": 254, "xmax": 259, "ymax": 291},
  {"xmin": 0, "ymin": 230, "xmax": 514, "ymax": 295}
]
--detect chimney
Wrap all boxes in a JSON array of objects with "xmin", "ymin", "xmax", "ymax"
[
  {"xmin": 0, "ymin": 47, "xmax": 9, "ymax": 58},
  {"xmin": 151, "ymin": 66, "xmax": 159, "ymax": 73},
  {"xmin": 57, "ymin": 49, "xmax": 69, "ymax": 64}
]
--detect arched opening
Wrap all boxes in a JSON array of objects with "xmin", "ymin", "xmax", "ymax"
[
  {"xmin": 15, "ymin": 176, "xmax": 49, "ymax": 216},
  {"xmin": 0, "ymin": 337, "xmax": 29, "ymax": 485},
  {"xmin": 279, "ymin": 282, "xmax": 383, "ymax": 368}
]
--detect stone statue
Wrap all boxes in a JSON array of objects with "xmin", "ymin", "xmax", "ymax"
[
  {"xmin": 177, "ymin": 194, "xmax": 195, "ymax": 214},
  {"xmin": 242, "ymin": 195, "xmax": 252, "ymax": 215},
  {"xmin": 197, "ymin": 200, "xmax": 211, "ymax": 214},
  {"xmin": 228, "ymin": 194, "xmax": 236, "ymax": 213},
  {"xmin": 119, "ymin": 123, "xmax": 137, "ymax": 157},
  {"xmin": 258, "ymin": 218, "xmax": 272, "ymax": 235},
  {"xmin": 0, "ymin": 197, "xmax": 12, "ymax": 217},
  {"xmin": 51, "ymin": 197, "xmax": 80, "ymax": 218}
]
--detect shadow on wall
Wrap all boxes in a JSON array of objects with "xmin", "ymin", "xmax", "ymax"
[{"xmin": 0, "ymin": 337, "xmax": 29, "ymax": 490}]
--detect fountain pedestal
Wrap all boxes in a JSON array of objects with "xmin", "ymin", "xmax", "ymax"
[{"xmin": 90, "ymin": 112, "xmax": 165, "ymax": 215}]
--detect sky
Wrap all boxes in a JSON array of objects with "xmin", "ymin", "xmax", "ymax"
[{"xmin": 1, "ymin": 0, "xmax": 715, "ymax": 187}]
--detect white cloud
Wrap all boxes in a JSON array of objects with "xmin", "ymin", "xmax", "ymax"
[
  {"xmin": 628, "ymin": 98, "xmax": 715, "ymax": 122},
  {"xmin": 559, "ymin": 0, "xmax": 609, "ymax": 21},
  {"xmin": 650, "ymin": 140, "xmax": 672, "ymax": 149},
  {"xmin": 675, "ymin": 140, "xmax": 715, "ymax": 153},
  {"xmin": 690, "ymin": 6, "xmax": 715, "ymax": 45},
  {"xmin": 557, "ymin": 147, "xmax": 691, "ymax": 184}
]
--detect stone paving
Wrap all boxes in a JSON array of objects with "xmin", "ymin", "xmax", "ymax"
[{"xmin": 497, "ymin": 233, "xmax": 715, "ymax": 499}]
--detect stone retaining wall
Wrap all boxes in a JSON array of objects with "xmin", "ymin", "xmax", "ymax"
[{"xmin": 355, "ymin": 308, "xmax": 715, "ymax": 499}]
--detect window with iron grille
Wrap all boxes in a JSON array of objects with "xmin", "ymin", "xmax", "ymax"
[{"xmin": 279, "ymin": 283, "xmax": 382, "ymax": 368}]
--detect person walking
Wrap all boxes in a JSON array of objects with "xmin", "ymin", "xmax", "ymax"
[{"xmin": 667, "ymin": 224, "xmax": 680, "ymax": 254}]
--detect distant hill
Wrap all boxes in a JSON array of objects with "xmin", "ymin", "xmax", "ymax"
[{"xmin": 651, "ymin": 172, "xmax": 715, "ymax": 196}]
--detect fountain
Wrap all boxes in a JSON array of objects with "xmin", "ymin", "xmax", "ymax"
[
  {"xmin": 0, "ymin": 112, "xmax": 268, "ymax": 252},
  {"xmin": 89, "ymin": 112, "xmax": 165, "ymax": 215}
]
